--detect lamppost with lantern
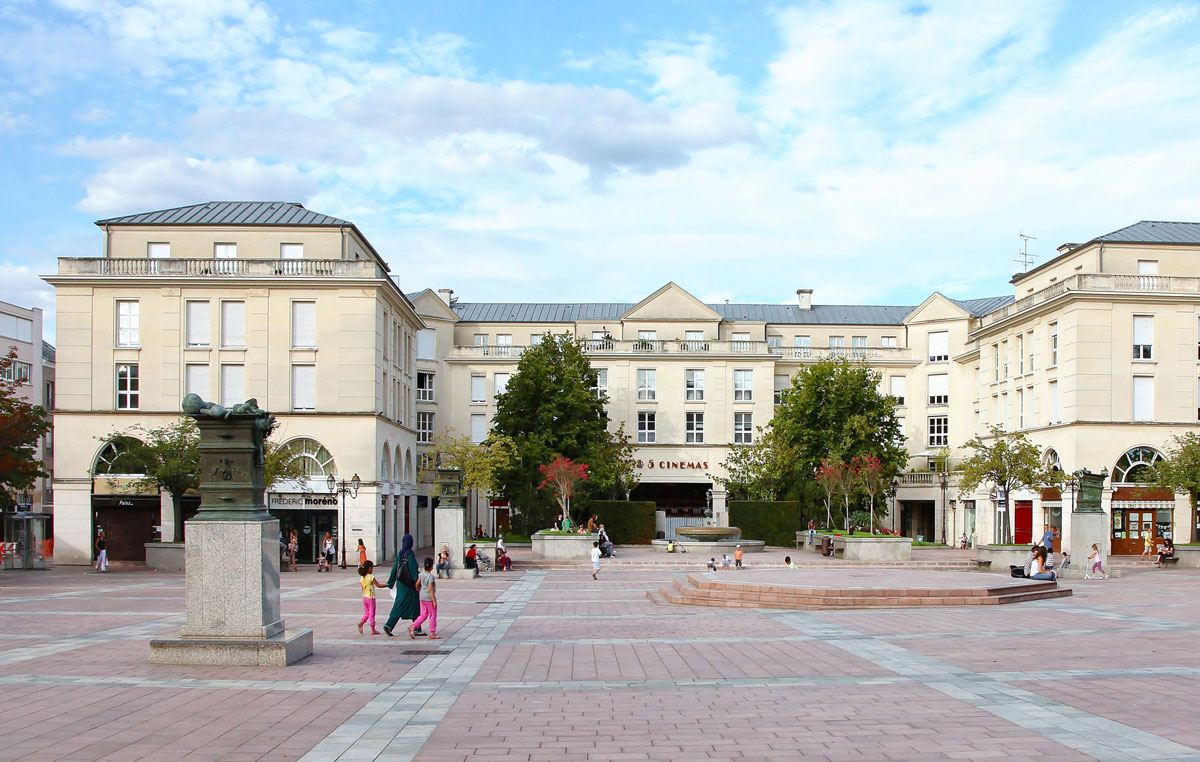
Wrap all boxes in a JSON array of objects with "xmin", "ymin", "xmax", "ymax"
[
  {"xmin": 327, "ymin": 473, "xmax": 360, "ymax": 569},
  {"xmin": 939, "ymin": 471, "xmax": 949, "ymax": 546}
]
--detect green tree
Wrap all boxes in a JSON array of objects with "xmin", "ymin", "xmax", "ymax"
[
  {"xmin": 99, "ymin": 417, "xmax": 309, "ymax": 543},
  {"xmin": 1149, "ymin": 433, "xmax": 1200, "ymax": 542},
  {"xmin": 957, "ymin": 425, "xmax": 1060, "ymax": 544},
  {"xmin": 715, "ymin": 426, "xmax": 790, "ymax": 501},
  {"xmin": 0, "ymin": 348, "xmax": 51, "ymax": 505},
  {"xmin": 771, "ymin": 357, "xmax": 907, "ymax": 501},
  {"xmin": 491, "ymin": 333, "xmax": 609, "ymax": 533},
  {"xmin": 424, "ymin": 430, "xmax": 517, "ymax": 497},
  {"xmin": 587, "ymin": 423, "xmax": 640, "ymax": 500}
]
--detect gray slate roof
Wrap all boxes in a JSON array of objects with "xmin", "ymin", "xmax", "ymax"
[
  {"xmin": 1095, "ymin": 221, "xmax": 1200, "ymax": 244},
  {"xmin": 451, "ymin": 301, "xmax": 947, "ymax": 325},
  {"xmin": 42, "ymin": 341, "xmax": 55, "ymax": 364},
  {"xmin": 951, "ymin": 295, "xmax": 1015, "ymax": 317},
  {"xmin": 95, "ymin": 202, "xmax": 352, "ymax": 227}
]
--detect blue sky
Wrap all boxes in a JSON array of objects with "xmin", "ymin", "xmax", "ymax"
[{"xmin": 3, "ymin": 0, "xmax": 1200, "ymax": 341}]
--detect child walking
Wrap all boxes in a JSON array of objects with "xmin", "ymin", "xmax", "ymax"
[
  {"xmin": 358, "ymin": 561, "xmax": 384, "ymax": 634},
  {"xmin": 409, "ymin": 557, "xmax": 439, "ymax": 640},
  {"xmin": 1086, "ymin": 543, "xmax": 1108, "ymax": 580}
]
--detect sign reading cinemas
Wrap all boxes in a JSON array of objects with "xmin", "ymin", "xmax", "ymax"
[
  {"xmin": 269, "ymin": 493, "xmax": 338, "ymax": 510},
  {"xmin": 637, "ymin": 459, "xmax": 709, "ymax": 471}
]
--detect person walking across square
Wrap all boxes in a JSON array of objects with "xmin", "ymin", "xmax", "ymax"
[
  {"xmin": 383, "ymin": 533, "xmax": 420, "ymax": 637},
  {"xmin": 590, "ymin": 541, "xmax": 601, "ymax": 580},
  {"xmin": 408, "ymin": 557, "xmax": 439, "ymax": 639},
  {"xmin": 94, "ymin": 530, "xmax": 107, "ymax": 573},
  {"xmin": 357, "ymin": 560, "xmax": 384, "ymax": 634}
]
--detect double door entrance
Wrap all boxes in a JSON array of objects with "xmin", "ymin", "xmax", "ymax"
[
  {"xmin": 1111, "ymin": 506, "xmax": 1172, "ymax": 556},
  {"xmin": 272, "ymin": 509, "xmax": 338, "ymax": 564}
]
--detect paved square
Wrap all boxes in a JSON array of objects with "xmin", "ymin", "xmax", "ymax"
[{"xmin": 2, "ymin": 560, "xmax": 1199, "ymax": 761}]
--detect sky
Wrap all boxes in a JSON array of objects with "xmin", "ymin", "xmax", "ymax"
[{"xmin": 2, "ymin": 0, "xmax": 1200, "ymax": 342}]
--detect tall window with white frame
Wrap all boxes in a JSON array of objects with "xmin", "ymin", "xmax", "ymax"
[
  {"xmin": 993, "ymin": 344, "xmax": 1000, "ymax": 380},
  {"xmin": 473, "ymin": 334, "xmax": 489, "ymax": 356},
  {"xmin": 1017, "ymin": 334, "xmax": 1025, "ymax": 375},
  {"xmin": 733, "ymin": 369, "xmax": 753, "ymax": 401},
  {"xmin": 927, "ymin": 415, "xmax": 948, "ymax": 448},
  {"xmin": 1049, "ymin": 324, "xmax": 1058, "ymax": 367},
  {"xmin": 686, "ymin": 412, "xmax": 704, "ymax": 444},
  {"xmin": 795, "ymin": 335, "xmax": 811, "ymax": 358},
  {"xmin": 1002, "ymin": 341, "xmax": 1009, "ymax": 379},
  {"xmin": 291, "ymin": 365, "xmax": 315, "ymax": 411},
  {"xmin": 767, "ymin": 335, "xmax": 782, "ymax": 354},
  {"xmin": 1132, "ymin": 376, "xmax": 1154, "ymax": 422},
  {"xmin": 852, "ymin": 336, "xmax": 867, "ymax": 358},
  {"xmin": 185, "ymin": 301, "xmax": 209, "ymax": 347},
  {"xmin": 185, "ymin": 364, "xmax": 209, "ymax": 399},
  {"xmin": 116, "ymin": 364, "xmax": 139, "ymax": 409},
  {"xmin": 637, "ymin": 369, "xmax": 656, "ymax": 401},
  {"xmin": 1048, "ymin": 380, "xmax": 1059, "ymax": 424},
  {"xmin": 213, "ymin": 243, "xmax": 237, "ymax": 274},
  {"xmin": 1016, "ymin": 388, "xmax": 1025, "ymax": 428},
  {"xmin": 591, "ymin": 368, "xmax": 607, "ymax": 400},
  {"xmin": 637, "ymin": 412, "xmax": 655, "ymax": 444},
  {"xmin": 417, "ymin": 411, "xmax": 434, "ymax": 444},
  {"xmin": 416, "ymin": 371, "xmax": 435, "ymax": 402},
  {"xmin": 470, "ymin": 374, "xmax": 486, "ymax": 404},
  {"xmin": 928, "ymin": 331, "xmax": 949, "ymax": 363},
  {"xmin": 734, "ymin": 412, "xmax": 753, "ymax": 444},
  {"xmin": 221, "ymin": 300, "xmax": 245, "ymax": 349},
  {"xmin": 470, "ymin": 413, "xmax": 486, "ymax": 444},
  {"xmin": 116, "ymin": 300, "xmax": 139, "ymax": 347},
  {"xmin": 774, "ymin": 374, "xmax": 788, "ymax": 406},
  {"xmin": 291, "ymin": 301, "xmax": 315, "ymax": 349},
  {"xmin": 1132, "ymin": 315, "xmax": 1153, "ymax": 360},
  {"xmin": 890, "ymin": 375, "xmax": 906, "ymax": 406},
  {"xmin": 882, "ymin": 336, "xmax": 897, "ymax": 348},
  {"xmin": 829, "ymin": 336, "xmax": 845, "ymax": 355},
  {"xmin": 494, "ymin": 372, "xmax": 510, "ymax": 400},
  {"xmin": 731, "ymin": 331, "xmax": 750, "ymax": 352},
  {"xmin": 1027, "ymin": 330, "xmax": 1034, "ymax": 372},
  {"xmin": 496, "ymin": 334, "xmax": 512, "ymax": 357},
  {"xmin": 685, "ymin": 369, "xmax": 704, "ymax": 401},
  {"xmin": 927, "ymin": 374, "xmax": 948, "ymax": 406}
]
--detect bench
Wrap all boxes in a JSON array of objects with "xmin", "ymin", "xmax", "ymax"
[
  {"xmin": 1160, "ymin": 556, "xmax": 1179, "ymax": 568},
  {"xmin": 975, "ymin": 559, "xmax": 992, "ymax": 571}
]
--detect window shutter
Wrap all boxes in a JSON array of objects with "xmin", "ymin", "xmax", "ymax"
[
  {"xmin": 417, "ymin": 329, "xmax": 435, "ymax": 359},
  {"xmin": 1133, "ymin": 376, "xmax": 1153, "ymax": 421},
  {"xmin": 890, "ymin": 376, "xmax": 906, "ymax": 400},
  {"xmin": 292, "ymin": 365, "xmax": 316, "ymax": 410},
  {"xmin": 280, "ymin": 243, "xmax": 303, "ymax": 259},
  {"xmin": 494, "ymin": 373, "xmax": 509, "ymax": 397},
  {"xmin": 928, "ymin": 374, "xmax": 948, "ymax": 398},
  {"xmin": 471, "ymin": 375, "xmax": 485, "ymax": 402},
  {"xmin": 1133, "ymin": 316, "xmax": 1153, "ymax": 345},
  {"xmin": 928, "ymin": 331, "xmax": 949, "ymax": 360},
  {"xmin": 185, "ymin": 364, "xmax": 209, "ymax": 399},
  {"xmin": 470, "ymin": 414, "xmax": 486, "ymax": 443},
  {"xmin": 186, "ymin": 301, "xmax": 210, "ymax": 346},
  {"xmin": 221, "ymin": 301, "xmax": 245, "ymax": 347},
  {"xmin": 292, "ymin": 301, "xmax": 315, "ymax": 348},
  {"xmin": 147, "ymin": 243, "xmax": 170, "ymax": 258},
  {"xmin": 220, "ymin": 364, "xmax": 245, "ymax": 407}
]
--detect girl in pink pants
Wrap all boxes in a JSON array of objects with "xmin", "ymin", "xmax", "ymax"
[
  {"xmin": 409, "ymin": 557, "xmax": 439, "ymax": 639},
  {"xmin": 358, "ymin": 561, "xmax": 384, "ymax": 634}
]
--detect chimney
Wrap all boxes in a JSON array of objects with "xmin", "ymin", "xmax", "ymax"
[
  {"xmin": 796, "ymin": 289, "xmax": 813, "ymax": 310},
  {"xmin": 437, "ymin": 288, "xmax": 454, "ymax": 305}
]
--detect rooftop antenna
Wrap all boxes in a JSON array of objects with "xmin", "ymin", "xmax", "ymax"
[{"xmin": 1014, "ymin": 232, "xmax": 1038, "ymax": 271}]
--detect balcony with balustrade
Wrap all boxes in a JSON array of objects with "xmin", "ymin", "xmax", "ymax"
[
  {"xmin": 448, "ymin": 340, "xmax": 914, "ymax": 362},
  {"xmin": 53, "ymin": 257, "xmax": 385, "ymax": 279},
  {"xmin": 974, "ymin": 273, "xmax": 1200, "ymax": 330}
]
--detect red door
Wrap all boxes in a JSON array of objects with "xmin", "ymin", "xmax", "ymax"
[{"xmin": 1014, "ymin": 500, "xmax": 1033, "ymax": 545}]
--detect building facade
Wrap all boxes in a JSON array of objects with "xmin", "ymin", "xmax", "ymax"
[
  {"xmin": 0, "ymin": 300, "xmax": 55, "ymax": 518},
  {"xmin": 44, "ymin": 207, "xmax": 1200, "ymax": 563}
]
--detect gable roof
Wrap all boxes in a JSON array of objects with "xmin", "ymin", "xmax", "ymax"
[
  {"xmin": 951, "ymin": 295, "xmax": 1015, "ymax": 317},
  {"xmin": 1095, "ymin": 221, "xmax": 1200, "ymax": 244},
  {"xmin": 95, "ymin": 201, "xmax": 352, "ymax": 228}
]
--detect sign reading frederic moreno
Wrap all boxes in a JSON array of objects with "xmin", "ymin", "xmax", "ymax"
[{"xmin": 269, "ymin": 493, "xmax": 338, "ymax": 509}]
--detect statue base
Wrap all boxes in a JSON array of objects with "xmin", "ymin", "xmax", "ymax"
[
  {"xmin": 149, "ymin": 629, "xmax": 313, "ymax": 666},
  {"xmin": 149, "ymin": 517, "xmax": 312, "ymax": 665},
  {"xmin": 1069, "ymin": 510, "xmax": 1109, "ymax": 572}
]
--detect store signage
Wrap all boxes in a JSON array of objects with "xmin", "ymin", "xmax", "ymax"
[
  {"xmin": 636, "ymin": 459, "xmax": 709, "ymax": 471},
  {"xmin": 270, "ymin": 493, "xmax": 339, "ymax": 509}
]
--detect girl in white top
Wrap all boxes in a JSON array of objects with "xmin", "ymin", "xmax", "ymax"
[
  {"xmin": 590, "ymin": 542, "xmax": 601, "ymax": 580},
  {"xmin": 1086, "ymin": 543, "xmax": 1108, "ymax": 580}
]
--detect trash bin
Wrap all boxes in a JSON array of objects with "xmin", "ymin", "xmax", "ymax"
[{"xmin": 821, "ymin": 535, "xmax": 833, "ymax": 557}]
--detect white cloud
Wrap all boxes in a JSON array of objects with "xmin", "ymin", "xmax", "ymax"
[{"xmin": 77, "ymin": 155, "xmax": 315, "ymax": 215}]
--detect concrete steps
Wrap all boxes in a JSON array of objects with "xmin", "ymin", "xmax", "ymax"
[{"xmin": 651, "ymin": 573, "xmax": 1071, "ymax": 610}]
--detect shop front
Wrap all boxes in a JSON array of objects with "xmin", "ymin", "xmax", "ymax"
[
  {"xmin": 269, "ymin": 492, "xmax": 339, "ymax": 564},
  {"xmin": 1110, "ymin": 489, "xmax": 1174, "ymax": 555},
  {"xmin": 92, "ymin": 494, "xmax": 160, "ymax": 563}
]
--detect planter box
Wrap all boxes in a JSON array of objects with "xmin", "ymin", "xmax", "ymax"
[
  {"xmin": 532, "ymin": 531, "xmax": 599, "ymax": 560},
  {"xmin": 976, "ymin": 544, "xmax": 1031, "ymax": 574},
  {"xmin": 145, "ymin": 542, "xmax": 186, "ymax": 571},
  {"xmin": 1172, "ymin": 545, "xmax": 1200, "ymax": 568},
  {"xmin": 823, "ymin": 534, "xmax": 913, "ymax": 562}
]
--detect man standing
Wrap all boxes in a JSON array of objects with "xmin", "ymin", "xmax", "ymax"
[
  {"xmin": 1040, "ymin": 524, "xmax": 1056, "ymax": 565},
  {"xmin": 808, "ymin": 519, "xmax": 816, "ymax": 547},
  {"xmin": 590, "ymin": 541, "xmax": 601, "ymax": 580}
]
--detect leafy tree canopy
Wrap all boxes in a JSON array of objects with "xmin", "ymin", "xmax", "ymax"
[
  {"xmin": 957, "ymin": 425, "xmax": 1060, "ymax": 500},
  {"xmin": 0, "ymin": 348, "xmax": 51, "ymax": 501},
  {"xmin": 423, "ymin": 430, "xmax": 516, "ymax": 497}
]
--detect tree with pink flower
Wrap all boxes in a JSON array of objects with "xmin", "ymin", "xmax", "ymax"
[{"xmin": 538, "ymin": 456, "xmax": 589, "ymax": 529}]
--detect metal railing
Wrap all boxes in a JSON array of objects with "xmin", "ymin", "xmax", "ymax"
[
  {"xmin": 57, "ymin": 258, "xmax": 383, "ymax": 278},
  {"xmin": 448, "ymin": 341, "xmax": 915, "ymax": 360}
]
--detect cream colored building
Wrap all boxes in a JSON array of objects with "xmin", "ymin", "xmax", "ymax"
[
  {"xmin": 44, "ymin": 202, "xmax": 429, "ymax": 566},
  {"xmin": 45, "ymin": 207, "xmax": 1200, "ymax": 563}
]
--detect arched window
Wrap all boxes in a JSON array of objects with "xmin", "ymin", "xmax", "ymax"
[
  {"xmin": 404, "ymin": 449, "xmax": 414, "ymax": 484},
  {"xmin": 1112, "ymin": 446, "xmax": 1164, "ymax": 485},
  {"xmin": 278, "ymin": 438, "xmax": 337, "ymax": 477},
  {"xmin": 1043, "ymin": 448, "xmax": 1062, "ymax": 474},
  {"xmin": 93, "ymin": 437, "xmax": 146, "ymax": 475},
  {"xmin": 381, "ymin": 443, "xmax": 392, "ymax": 483}
]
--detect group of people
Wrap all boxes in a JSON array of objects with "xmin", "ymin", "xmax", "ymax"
[
  {"xmin": 705, "ymin": 546, "xmax": 744, "ymax": 571},
  {"xmin": 357, "ymin": 533, "xmax": 440, "ymax": 640},
  {"xmin": 1142, "ymin": 533, "xmax": 1175, "ymax": 566}
]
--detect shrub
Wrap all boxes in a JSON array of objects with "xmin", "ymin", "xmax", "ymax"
[
  {"xmin": 582, "ymin": 500, "xmax": 656, "ymax": 544},
  {"xmin": 730, "ymin": 501, "xmax": 826, "ymax": 548}
]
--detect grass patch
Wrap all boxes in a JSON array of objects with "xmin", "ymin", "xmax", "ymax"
[
  {"xmin": 534, "ymin": 530, "xmax": 597, "ymax": 536},
  {"xmin": 480, "ymin": 534, "xmax": 532, "ymax": 544}
]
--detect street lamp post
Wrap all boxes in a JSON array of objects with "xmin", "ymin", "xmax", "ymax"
[
  {"xmin": 328, "ymin": 473, "xmax": 361, "ymax": 569},
  {"xmin": 939, "ymin": 472, "xmax": 949, "ymax": 546}
]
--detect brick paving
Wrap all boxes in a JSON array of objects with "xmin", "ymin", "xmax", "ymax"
[{"xmin": 1, "ymin": 560, "xmax": 1200, "ymax": 761}]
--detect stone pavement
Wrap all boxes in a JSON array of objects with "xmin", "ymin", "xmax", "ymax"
[{"xmin": 2, "ymin": 560, "xmax": 1200, "ymax": 761}]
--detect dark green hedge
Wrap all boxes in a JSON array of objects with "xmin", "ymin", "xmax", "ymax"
[
  {"xmin": 583, "ymin": 500, "xmax": 656, "ymax": 544},
  {"xmin": 730, "ymin": 501, "xmax": 825, "ymax": 548}
]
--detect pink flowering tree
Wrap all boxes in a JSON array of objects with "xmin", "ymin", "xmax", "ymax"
[
  {"xmin": 538, "ymin": 456, "xmax": 589, "ymax": 529},
  {"xmin": 851, "ymin": 454, "xmax": 885, "ymax": 534},
  {"xmin": 814, "ymin": 459, "xmax": 843, "ymax": 530}
]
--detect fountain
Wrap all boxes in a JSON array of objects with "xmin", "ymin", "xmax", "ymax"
[{"xmin": 675, "ymin": 526, "xmax": 742, "ymax": 542}]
